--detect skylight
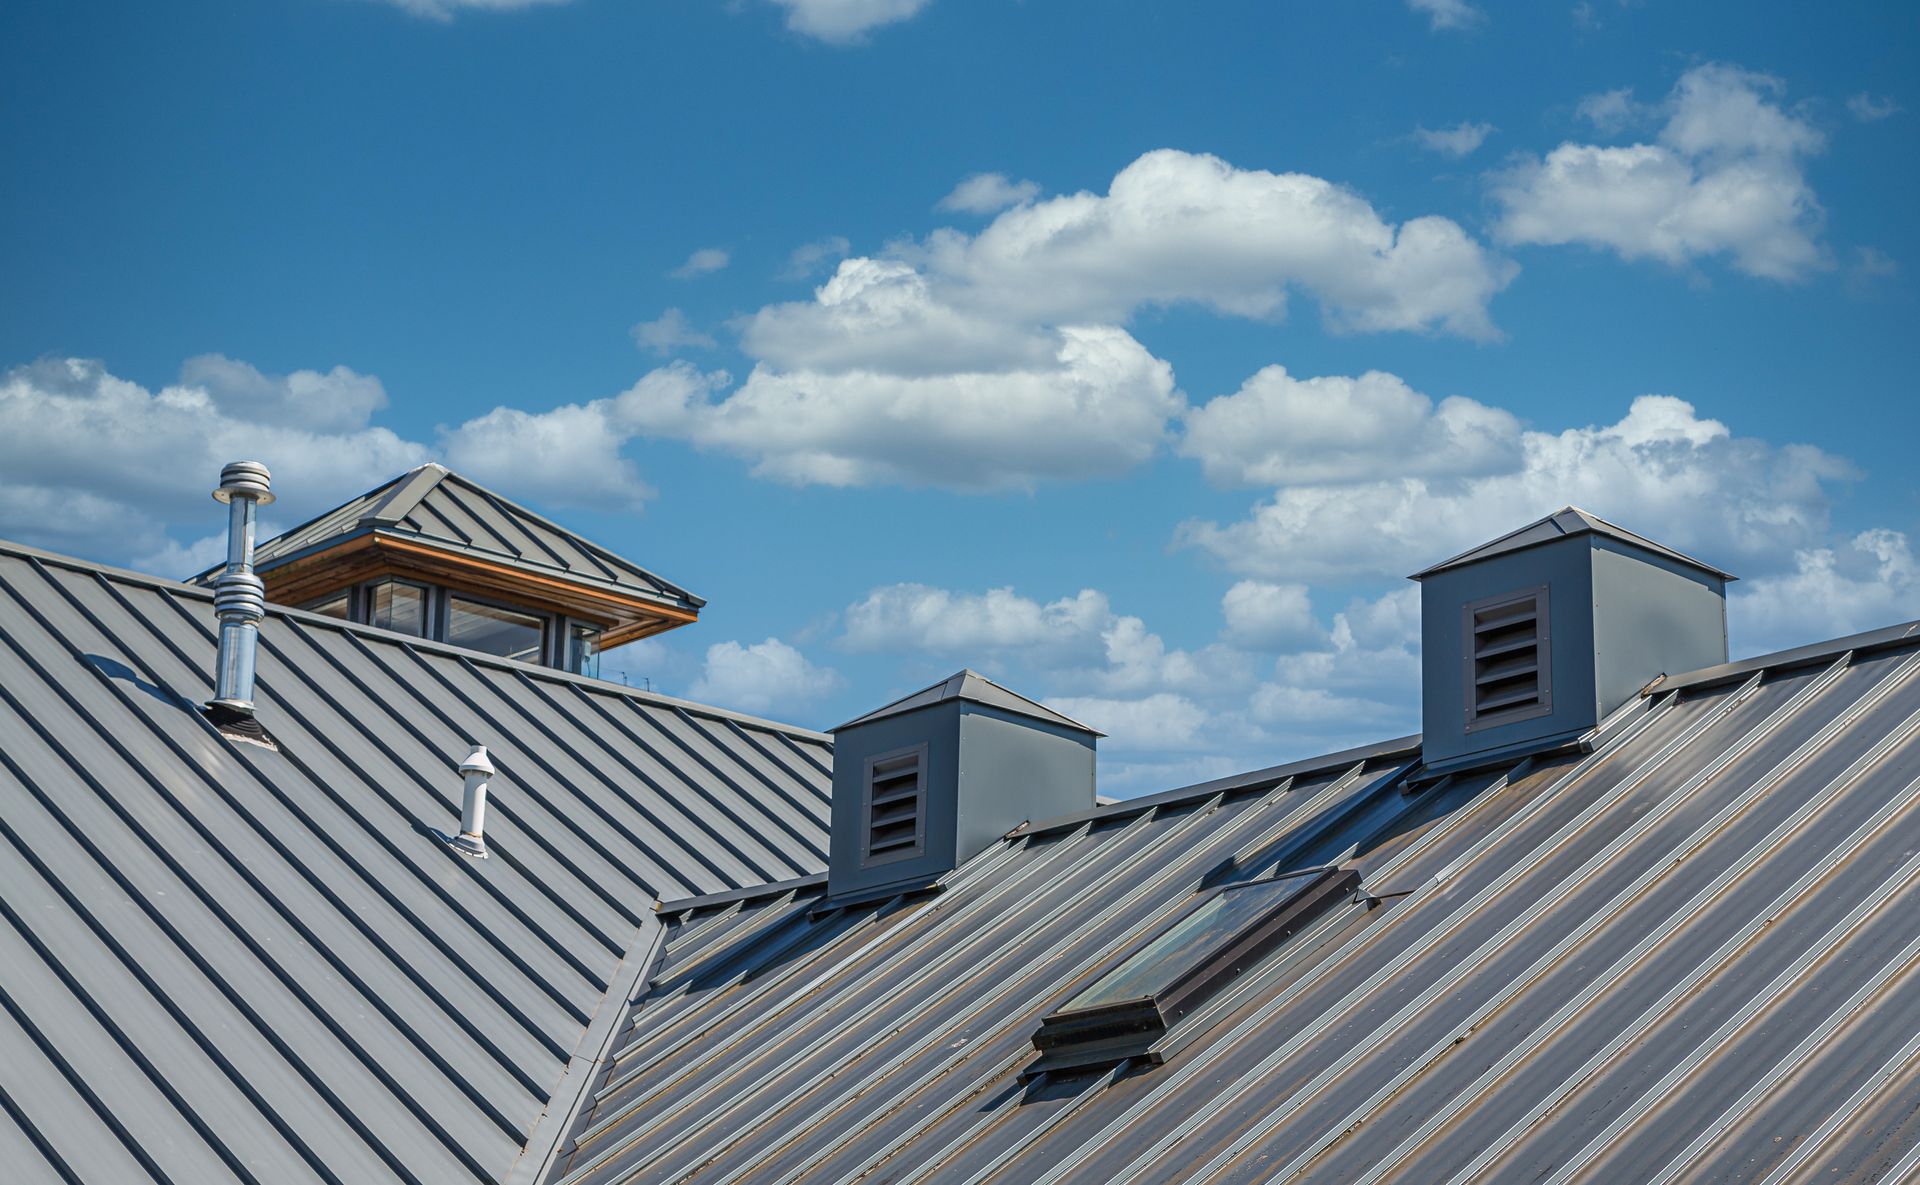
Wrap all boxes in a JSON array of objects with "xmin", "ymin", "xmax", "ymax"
[{"xmin": 1032, "ymin": 866, "xmax": 1360, "ymax": 1071}]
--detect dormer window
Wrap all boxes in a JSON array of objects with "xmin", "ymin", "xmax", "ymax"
[
  {"xmin": 299, "ymin": 579, "xmax": 599, "ymax": 673},
  {"xmin": 368, "ymin": 579, "xmax": 430, "ymax": 638},
  {"xmin": 448, "ymin": 594, "xmax": 545, "ymax": 663}
]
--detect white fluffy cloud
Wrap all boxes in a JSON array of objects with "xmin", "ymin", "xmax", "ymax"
[
  {"xmin": 1414, "ymin": 121, "xmax": 1495, "ymax": 157},
  {"xmin": 1495, "ymin": 64, "xmax": 1828, "ymax": 280},
  {"xmin": 613, "ymin": 148, "xmax": 1514, "ymax": 495},
  {"xmin": 689, "ymin": 637, "xmax": 843, "ymax": 714},
  {"xmin": 918, "ymin": 149, "xmax": 1514, "ymax": 338},
  {"xmin": 1045, "ymin": 693, "xmax": 1212, "ymax": 752},
  {"xmin": 0, "ymin": 357, "xmax": 428, "ymax": 566},
  {"xmin": 378, "ymin": 0, "xmax": 569, "ymax": 20},
  {"xmin": 938, "ymin": 173, "xmax": 1041, "ymax": 214},
  {"xmin": 1179, "ymin": 393, "xmax": 1854, "ymax": 580},
  {"xmin": 782, "ymin": 235, "xmax": 852, "ymax": 280},
  {"xmin": 636, "ymin": 262, "xmax": 1180, "ymax": 489},
  {"xmin": 0, "ymin": 355, "xmax": 738, "ymax": 568},
  {"xmin": 1179, "ymin": 365, "xmax": 1521, "ymax": 487},
  {"xmin": 767, "ymin": 0, "xmax": 932, "ymax": 43},
  {"xmin": 836, "ymin": 576, "xmax": 1419, "ymax": 789},
  {"xmin": 1847, "ymin": 93, "xmax": 1902, "ymax": 123},
  {"xmin": 670, "ymin": 248, "xmax": 730, "ymax": 279},
  {"xmin": 740, "ymin": 257, "xmax": 1061, "ymax": 376},
  {"xmin": 1221, "ymin": 581, "xmax": 1325, "ymax": 651},
  {"xmin": 844, "ymin": 585, "xmax": 1110, "ymax": 662},
  {"xmin": 1575, "ymin": 87, "xmax": 1645, "ymax": 134},
  {"xmin": 631, "ymin": 308, "xmax": 717, "ymax": 356},
  {"xmin": 1407, "ymin": 0, "xmax": 1483, "ymax": 31},
  {"xmin": 842, "ymin": 583, "xmax": 1248, "ymax": 697},
  {"xmin": 1733, "ymin": 530, "xmax": 1918, "ymax": 656}
]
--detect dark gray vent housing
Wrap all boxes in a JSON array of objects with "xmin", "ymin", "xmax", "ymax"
[
  {"xmin": 1414, "ymin": 507, "xmax": 1733, "ymax": 772},
  {"xmin": 828, "ymin": 671, "xmax": 1100, "ymax": 903}
]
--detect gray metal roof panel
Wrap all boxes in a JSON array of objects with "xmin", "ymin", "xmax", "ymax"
[
  {"xmin": 0, "ymin": 537, "xmax": 830, "ymax": 1185},
  {"xmin": 832, "ymin": 668, "xmax": 1104, "ymax": 735},
  {"xmin": 202, "ymin": 464, "xmax": 704, "ymax": 611},
  {"xmin": 551, "ymin": 632, "xmax": 1920, "ymax": 1185},
  {"xmin": 1410, "ymin": 505, "xmax": 1738, "ymax": 581}
]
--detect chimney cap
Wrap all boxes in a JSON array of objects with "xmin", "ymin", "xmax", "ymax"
[
  {"xmin": 459, "ymin": 744, "xmax": 495, "ymax": 777},
  {"xmin": 212, "ymin": 460, "xmax": 275, "ymax": 507},
  {"xmin": 1408, "ymin": 505, "xmax": 1735, "ymax": 583},
  {"xmin": 831, "ymin": 669, "xmax": 1104, "ymax": 736}
]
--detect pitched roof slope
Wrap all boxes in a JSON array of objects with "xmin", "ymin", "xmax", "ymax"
[
  {"xmin": 207, "ymin": 463, "xmax": 702, "ymax": 612},
  {"xmin": 552, "ymin": 627, "xmax": 1920, "ymax": 1185},
  {"xmin": 833, "ymin": 668, "xmax": 1103, "ymax": 735},
  {"xmin": 1411, "ymin": 505, "xmax": 1737, "ymax": 581},
  {"xmin": 0, "ymin": 540, "xmax": 829, "ymax": 1185}
]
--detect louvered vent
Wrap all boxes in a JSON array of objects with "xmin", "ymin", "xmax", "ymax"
[
  {"xmin": 863, "ymin": 744, "xmax": 927, "ymax": 864},
  {"xmin": 1464, "ymin": 586, "xmax": 1551, "ymax": 730}
]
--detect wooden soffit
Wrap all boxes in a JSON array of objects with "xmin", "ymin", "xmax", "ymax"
[{"xmin": 260, "ymin": 532, "xmax": 697, "ymax": 648}]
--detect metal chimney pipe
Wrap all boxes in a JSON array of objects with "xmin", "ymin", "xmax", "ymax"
[
  {"xmin": 208, "ymin": 461, "xmax": 274, "ymax": 715},
  {"xmin": 450, "ymin": 745, "xmax": 494, "ymax": 858}
]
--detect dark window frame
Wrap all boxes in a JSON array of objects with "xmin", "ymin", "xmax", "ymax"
[
  {"xmin": 1033, "ymin": 866, "xmax": 1360, "ymax": 1069},
  {"xmin": 363, "ymin": 577, "xmax": 434, "ymax": 639}
]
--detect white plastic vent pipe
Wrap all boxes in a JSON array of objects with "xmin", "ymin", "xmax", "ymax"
[{"xmin": 451, "ymin": 745, "xmax": 494, "ymax": 858}]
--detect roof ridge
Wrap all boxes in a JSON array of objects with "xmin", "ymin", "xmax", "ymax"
[{"xmin": 362, "ymin": 462, "xmax": 450, "ymax": 526}]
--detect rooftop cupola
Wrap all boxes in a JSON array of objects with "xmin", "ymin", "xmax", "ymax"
[
  {"xmin": 1412, "ymin": 507, "xmax": 1734, "ymax": 774},
  {"xmin": 193, "ymin": 463, "xmax": 703, "ymax": 676},
  {"xmin": 826, "ymin": 670, "xmax": 1101, "ymax": 904}
]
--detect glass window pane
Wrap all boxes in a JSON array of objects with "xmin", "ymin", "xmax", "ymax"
[
  {"xmin": 1061, "ymin": 870, "xmax": 1324, "ymax": 1011},
  {"xmin": 448, "ymin": 596, "xmax": 546, "ymax": 664},
  {"xmin": 569, "ymin": 625, "xmax": 601, "ymax": 678},
  {"xmin": 303, "ymin": 591, "xmax": 351, "ymax": 620},
  {"xmin": 367, "ymin": 581, "xmax": 428, "ymax": 637}
]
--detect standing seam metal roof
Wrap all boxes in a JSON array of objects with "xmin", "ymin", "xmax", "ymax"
[
  {"xmin": 0, "ymin": 539, "xmax": 829, "ymax": 1185},
  {"xmin": 551, "ymin": 625, "xmax": 1920, "ymax": 1185}
]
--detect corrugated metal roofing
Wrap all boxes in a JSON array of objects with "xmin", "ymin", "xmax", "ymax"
[
  {"xmin": 1410, "ymin": 505, "xmax": 1737, "ymax": 581},
  {"xmin": 832, "ymin": 669, "xmax": 1103, "ymax": 735},
  {"xmin": 201, "ymin": 464, "xmax": 702, "ymax": 611},
  {"xmin": 0, "ymin": 539, "xmax": 829, "ymax": 1185},
  {"xmin": 554, "ymin": 626, "xmax": 1920, "ymax": 1185}
]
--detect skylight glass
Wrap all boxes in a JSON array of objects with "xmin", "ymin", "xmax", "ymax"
[
  {"xmin": 1063, "ymin": 870, "xmax": 1324, "ymax": 1012},
  {"xmin": 1032, "ymin": 866, "xmax": 1359, "ymax": 1071}
]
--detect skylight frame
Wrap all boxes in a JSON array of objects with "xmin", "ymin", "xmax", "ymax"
[{"xmin": 1032, "ymin": 866, "xmax": 1360, "ymax": 1071}]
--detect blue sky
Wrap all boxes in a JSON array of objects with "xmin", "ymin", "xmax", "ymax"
[{"xmin": 3, "ymin": 0, "xmax": 1916, "ymax": 793}]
